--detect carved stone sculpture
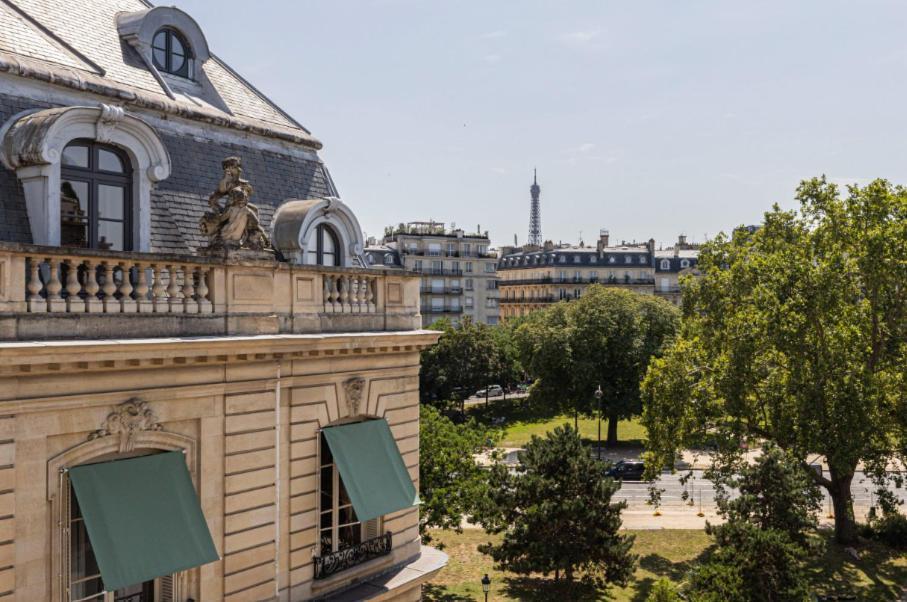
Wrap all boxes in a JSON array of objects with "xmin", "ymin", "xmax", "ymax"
[
  {"xmin": 199, "ymin": 156, "xmax": 272, "ymax": 253},
  {"xmin": 89, "ymin": 398, "xmax": 162, "ymax": 453},
  {"xmin": 343, "ymin": 377, "xmax": 366, "ymax": 416}
]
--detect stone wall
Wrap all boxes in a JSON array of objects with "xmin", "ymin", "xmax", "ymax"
[{"xmin": 0, "ymin": 330, "xmax": 437, "ymax": 600}]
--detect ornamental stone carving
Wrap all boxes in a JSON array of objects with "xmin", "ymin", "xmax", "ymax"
[
  {"xmin": 199, "ymin": 156, "xmax": 273, "ymax": 255},
  {"xmin": 89, "ymin": 399, "xmax": 163, "ymax": 453},
  {"xmin": 343, "ymin": 377, "xmax": 366, "ymax": 416}
]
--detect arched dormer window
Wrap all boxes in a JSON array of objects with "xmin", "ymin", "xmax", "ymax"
[
  {"xmin": 660, "ymin": 259, "xmax": 670, "ymax": 270},
  {"xmin": 680, "ymin": 259, "xmax": 690, "ymax": 269},
  {"xmin": 61, "ymin": 140, "xmax": 133, "ymax": 251},
  {"xmin": 152, "ymin": 28, "xmax": 192, "ymax": 78},
  {"xmin": 306, "ymin": 224, "xmax": 341, "ymax": 266},
  {"xmin": 383, "ymin": 253, "xmax": 394, "ymax": 266}
]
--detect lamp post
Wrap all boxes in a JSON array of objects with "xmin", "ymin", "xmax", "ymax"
[
  {"xmin": 594, "ymin": 385, "xmax": 604, "ymax": 460},
  {"xmin": 481, "ymin": 573, "xmax": 491, "ymax": 602}
]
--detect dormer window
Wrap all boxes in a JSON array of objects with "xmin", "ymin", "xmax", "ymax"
[
  {"xmin": 680, "ymin": 259, "xmax": 691, "ymax": 269},
  {"xmin": 660, "ymin": 259, "xmax": 670, "ymax": 270},
  {"xmin": 152, "ymin": 28, "xmax": 191, "ymax": 78}
]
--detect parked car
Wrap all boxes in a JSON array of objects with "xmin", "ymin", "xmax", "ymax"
[
  {"xmin": 475, "ymin": 385, "xmax": 503, "ymax": 397},
  {"xmin": 604, "ymin": 460, "xmax": 646, "ymax": 481}
]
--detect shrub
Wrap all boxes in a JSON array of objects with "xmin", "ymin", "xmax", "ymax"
[
  {"xmin": 646, "ymin": 578, "xmax": 682, "ymax": 602},
  {"xmin": 867, "ymin": 512, "xmax": 907, "ymax": 550}
]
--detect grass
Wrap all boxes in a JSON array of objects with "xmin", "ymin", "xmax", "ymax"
[
  {"xmin": 463, "ymin": 396, "xmax": 647, "ymax": 449},
  {"xmin": 423, "ymin": 529, "xmax": 907, "ymax": 601}
]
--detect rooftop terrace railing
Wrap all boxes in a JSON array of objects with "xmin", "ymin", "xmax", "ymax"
[{"xmin": 0, "ymin": 243, "xmax": 421, "ymax": 341}]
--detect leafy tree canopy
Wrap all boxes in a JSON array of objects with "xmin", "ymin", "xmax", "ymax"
[
  {"xmin": 643, "ymin": 177, "xmax": 907, "ymax": 543},
  {"xmin": 516, "ymin": 287, "xmax": 680, "ymax": 444},
  {"xmin": 420, "ymin": 317, "xmax": 501, "ymax": 407}
]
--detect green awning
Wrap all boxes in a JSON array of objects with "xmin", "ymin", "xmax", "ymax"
[
  {"xmin": 68, "ymin": 451, "xmax": 219, "ymax": 592},
  {"xmin": 322, "ymin": 418, "xmax": 418, "ymax": 522}
]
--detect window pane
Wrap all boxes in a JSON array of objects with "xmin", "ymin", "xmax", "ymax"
[
  {"xmin": 338, "ymin": 505, "xmax": 356, "ymax": 526},
  {"xmin": 152, "ymin": 31, "xmax": 167, "ymax": 51},
  {"xmin": 321, "ymin": 227, "xmax": 335, "ymax": 254},
  {"xmin": 319, "ymin": 528, "xmax": 332, "ymax": 552},
  {"xmin": 338, "ymin": 524, "xmax": 361, "ymax": 550},
  {"xmin": 170, "ymin": 34, "xmax": 185, "ymax": 57},
  {"xmin": 97, "ymin": 184, "xmax": 125, "ymax": 220},
  {"xmin": 152, "ymin": 47, "xmax": 167, "ymax": 69},
  {"xmin": 170, "ymin": 52, "xmax": 186, "ymax": 74},
  {"xmin": 62, "ymin": 145, "xmax": 89, "ymax": 168},
  {"xmin": 97, "ymin": 149, "xmax": 124, "ymax": 173},
  {"xmin": 61, "ymin": 180, "xmax": 89, "ymax": 248},
  {"xmin": 71, "ymin": 519, "xmax": 101, "ymax": 586},
  {"xmin": 97, "ymin": 220, "xmax": 125, "ymax": 251},
  {"xmin": 320, "ymin": 433, "xmax": 333, "ymax": 464},
  {"xmin": 322, "ymin": 252, "xmax": 335, "ymax": 266}
]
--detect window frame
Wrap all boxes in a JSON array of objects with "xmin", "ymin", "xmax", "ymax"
[
  {"xmin": 60, "ymin": 139, "xmax": 134, "ymax": 252},
  {"xmin": 151, "ymin": 28, "xmax": 192, "ymax": 79},
  {"xmin": 308, "ymin": 224, "xmax": 342, "ymax": 267}
]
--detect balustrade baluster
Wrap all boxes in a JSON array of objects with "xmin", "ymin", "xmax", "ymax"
[
  {"xmin": 322, "ymin": 276, "xmax": 332, "ymax": 313},
  {"xmin": 351, "ymin": 276, "xmax": 361, "ymax": 313},
  {"xmin": 83, "ymin": 260, "xmax": 101, "ymax": 313},
  {"xmin": 151, "ymin": 264, "xmax": 167, "ymax": 313},
  {"xmin": 26, "ymin": 257, "xmax": 46, "ymax": 313},
  {"xmin": 133, "ymin": 262, "xmax": 150, "ymax": 313},
  {"xmin": 330, "ymin": 276, "xmax": 340, "ymax": 312},
  {"xmin": 64, "ymin": 258, "xmax": 85, "ymax": 313},
  {"xmin": 46, "ymin": 258, "xmax": 65, "ymax": 312},
  {"xmin": 366, "ymin": 277, "xmax": 376, "ymax": 312},
  {"xmin": 101, "ymin": 262, "xmax": 118, "ymax": 313},
  {"xmin": 196, "ymin": 267, "xmax": 211, "ymax": 313},
  {"xmin": 182, "ymin": 266, "xmax": 197, "ymax": 313},
  {"xmin": 166, "ymin": 265, "xmax": 184, "ymax": 314},
  {"xmin": 118, "ymin": 262, "xmax": 136, "ymax": 313},
  {"xmin": 341, "ymin": 276, "xmax": 352, "ymax": 312}
]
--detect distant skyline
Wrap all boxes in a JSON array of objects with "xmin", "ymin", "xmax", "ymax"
[{"xmin": 172, "ymin": 0, "xmax": 907, "ymax": 249}]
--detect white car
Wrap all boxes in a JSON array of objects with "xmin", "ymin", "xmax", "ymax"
[{"xmin": 476, "ymin": 385, "xmax": 503, "ymax": 397}]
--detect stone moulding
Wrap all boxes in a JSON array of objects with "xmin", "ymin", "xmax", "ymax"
[
  {"xmin": 0, "ymin": 51, "xmax": 322, "ymax": 150},
  {"xmin": 89, "ymin": 398, "xmax": 163, "ymax": 453}
]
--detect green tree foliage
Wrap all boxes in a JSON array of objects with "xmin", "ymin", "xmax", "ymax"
[
  {"xmin": 643, "ymin": 177, "xmax": 907, "ymax": 544},
  {"xmin": 647, "ymin": 578, "xmax": 682, "ymax": 602},
  {"xmin": 420, "ymin": 317, "xmax": 500, "ymax": 408},
  {"xmin": 478, "ymin": 425, "xmax": 637, "ymax": 587},
  {"xmin": 516, "ymin": 287, "xmax": 680, "ymax": 444},
  {"xmin": 711, "ymin": 442, "xmax": 823, "ymax": 546},
  {"xmin": 418, "ymin": 405, "xmax": 492, "ymax": 543}
]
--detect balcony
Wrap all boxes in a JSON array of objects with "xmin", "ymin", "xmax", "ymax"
[
  {"xmin": 0, "ymin": 243, "xmax": 421, "ymax": 341},
  {"xmin": 500, "ymin": 276, "xmax": 656, "ymax": 286},
  {"xmin": 420, "ymin": 305, "xmax": 464, "ymax": 314},
  {"xmin": 314, "ymin": 532, "xmax": 393, "ymax": 581},
  {"xmin": 419, "ymin": 268, "xmax": 463, "ymax": 277},
  {"xmin": 420, "ymin": 287, "xmax": 463, "ymax": 295}
]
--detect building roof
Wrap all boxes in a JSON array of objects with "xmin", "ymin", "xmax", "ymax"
[
  {"xmin": 500, "ymin": 243, "xmax": 654, "ymax": 269},
  {"xmin": 364, "ymin": 245, "xmax": 403, "ymax": 268},
  {"xmin": 0, "ymin": 0, "xmax": 320, "ymax": 148}
]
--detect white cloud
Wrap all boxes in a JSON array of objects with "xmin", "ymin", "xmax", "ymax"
[
  {"xmin": 559, "ymin": 30, "xmax": 600, "ymax": 47},
  {"xmin": 480, "ymin": 30, "xmax": 508, "ymax": 40}
]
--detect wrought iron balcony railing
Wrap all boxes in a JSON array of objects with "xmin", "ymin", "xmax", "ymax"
[{"xmin": 314, "ymin": 532, "xmax": 392, "ymax": 580}]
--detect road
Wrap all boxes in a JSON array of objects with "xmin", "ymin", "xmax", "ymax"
[{"xmin": 613, "ymin": 469, "xmax": 907, "ymax": 519}]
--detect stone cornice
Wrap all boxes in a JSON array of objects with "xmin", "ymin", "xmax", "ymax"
[
  {"xmin": 0, "ymin": 330, "xmax": 441, "ymax": 376},
  {"xmin": 0, "ymin": 51, "xmax": 323, "ymax": 150}
]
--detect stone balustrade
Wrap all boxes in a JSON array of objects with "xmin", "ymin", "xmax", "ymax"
[{"xmin": 0, "ymin": 243, "xmax": 420, "ymax": 340}]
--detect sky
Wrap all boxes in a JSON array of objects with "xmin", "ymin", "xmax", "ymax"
[{"xmin": 172, "ymin": 0, "xmax": 907, "ymax": 249}]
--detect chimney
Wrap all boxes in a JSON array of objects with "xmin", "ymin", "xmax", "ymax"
[
  {"xmin": 599, "ymin": 229, "xmax": 609, "ymax": 247},
  {"xmin": 678, "ymin": 234, "xmax": 687, "ymax": 248}
]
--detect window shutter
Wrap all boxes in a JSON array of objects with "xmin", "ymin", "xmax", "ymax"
[
  {"xmin": 61, "ymin": 476, "xmax": 71, "ymax": 602},
  {"xmin": 364, "ymin": 518, "xmax": 380, "ymax": 540},
  {"xmin": 158, "ymin": 574, "xmax": 176, "ymax": 602}
]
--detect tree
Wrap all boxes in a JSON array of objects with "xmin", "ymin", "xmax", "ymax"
[
  {"xmin": 478, "ymin": 425, "xmax": 636, "ymax": 587},
  {"xmin": 643, "ymin": 177, "xmax": 907, "ymax": 544},
  {"xmin": 647, "ymin": 579, "xmax": 682, "ymax": 602},
  {"xmin": 419, "ymin": 317, "xmax": 500, "ymax": 408},
  {"xmin": 418, "ymin": 405, "xmax": 491, "ymax": 543},
  {"xmin": 516, "ymin": 287, "xmax": 679, "ymax": 445}
]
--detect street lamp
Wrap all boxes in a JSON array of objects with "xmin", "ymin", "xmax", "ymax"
[
  {"xmin": 481, "ymin": 573, "xmax": 491, "ymax": 602},
  {"xmin": 594, "ymin": 385, "xmax": 604, "ymax": 460}
]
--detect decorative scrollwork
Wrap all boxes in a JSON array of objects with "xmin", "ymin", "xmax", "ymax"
[
  {"xmin": 89, "ymin": 398, "xmax": 162, "ymax": 453},
  {"xmin": 314, "ymin": 532, "xmax": 392, "ymax": 580}
]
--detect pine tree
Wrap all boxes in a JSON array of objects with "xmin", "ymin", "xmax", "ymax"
[{"xmin": 478, "ymin": 425, "xmax": 637, "ymax": 587}]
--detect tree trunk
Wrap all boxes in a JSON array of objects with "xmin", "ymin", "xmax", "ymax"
[
  {"xmin": 606, "ymin": 415, "xmax": 618, "ymax": 447},
  {"xmin": 828, "ymin": 469, "xmax": 858, "ymax": 544},
  {"xmin": 565, "ymin": 566, "xmax": 574, "ymax": 583}
]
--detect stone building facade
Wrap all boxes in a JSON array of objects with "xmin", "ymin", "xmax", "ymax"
[
  {"xmin": 367, "ymin": 221, "xmax": 500, "ymax": 327},
  {"xmin": 0, "ymin": 1, "xmax": 442, "ymax": 600},
  {"xmin": 498, "ymin": 231, "xmax": 697, "ymax": 319}
]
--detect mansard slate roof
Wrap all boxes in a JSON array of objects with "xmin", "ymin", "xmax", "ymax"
[
  {"xmin": 0, "ymin": 0, "xmax": 320, "ymax": 148},
  {"xmin": 500, "ymin": 245, "xmax": 653, "ymax": 269}
]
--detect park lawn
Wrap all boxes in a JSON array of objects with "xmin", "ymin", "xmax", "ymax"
[
  {"xmin": 424, "ymin": 529, "xmax": 907, "ymax": 601},
  {"xmin": 464, "ymin": 396, "xmax": 648, "ymax": 448}
]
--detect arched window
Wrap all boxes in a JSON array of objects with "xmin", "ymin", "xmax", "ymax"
[
  {"xmin": 680, "ymin": 259, "xmax": 690, "ymax": 269},
  {"xmin": 152, "ymin": 28, "xmax": 192, "ymax": 78},
  {"xmin": 306, "ymin": 224, "xmax": 341, "ymax": 266},
  {"xmin": 61, "ymin": 140, "xmax": 133, "ymax": 251},
  {"xmin": 660, "ymin": 259, "xmax": 670, "ymax": 270}
]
